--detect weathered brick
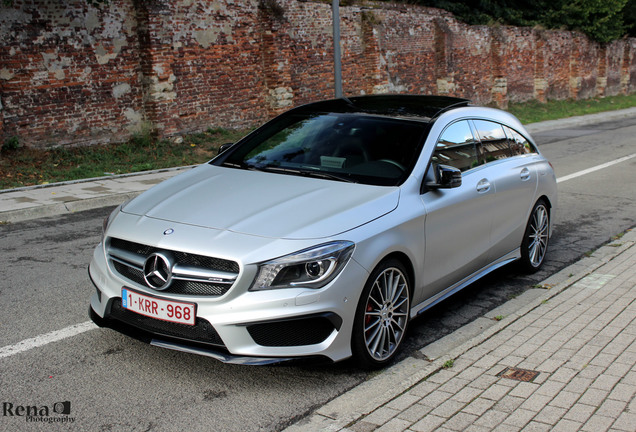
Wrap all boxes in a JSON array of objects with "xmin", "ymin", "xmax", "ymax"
[{"xmin": 1, "ymin": 0, "xmax": 635, "ymax": 149}]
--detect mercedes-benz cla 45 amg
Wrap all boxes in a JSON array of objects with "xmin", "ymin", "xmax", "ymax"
[{"xmin": 89, "ymin": 95, "xmax": 557, "ymax": 368}]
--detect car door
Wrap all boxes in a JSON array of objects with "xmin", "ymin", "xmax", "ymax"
[
  {"xmin": 472, "ymin": 120, "xmax": 539, "ymax": 262},
  {"xmin": 417, "ymin": 120, "xmax": 496, "ymax": 304}
]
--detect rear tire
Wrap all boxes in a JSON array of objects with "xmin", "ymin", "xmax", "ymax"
[
  {"xmin": 351, "ymin": 259, "xmax": 411, "ymax": 369},
  {"xmin": 519, "ymin": 200, "xmax": 550, "ymax": 273}
]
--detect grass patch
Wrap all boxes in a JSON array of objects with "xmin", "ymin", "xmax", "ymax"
[
  {"xmin": 507, "ymin": 93, "xmax": 636, "ymax": 124},
  {"xmin": 611, "ymin": 232, "xmax": 626, "ymax": 241},
  {"xmin": 0, "ymin": 128, "xmax": 249, "ymax": 190}
]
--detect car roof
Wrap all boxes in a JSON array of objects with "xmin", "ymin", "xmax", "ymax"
[{"xmin": 290, "ymin": 95, "xmax": 471, "ymax": 122}]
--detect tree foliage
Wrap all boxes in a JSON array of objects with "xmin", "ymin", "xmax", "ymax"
[{"xmin": 414, "ymin": 0, "xmax": 633, "ymax": 43}]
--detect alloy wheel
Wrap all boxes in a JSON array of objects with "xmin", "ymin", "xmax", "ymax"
[
  {"xmin": 362, "ymin": 266, "xmax": 410, "ymax": 362},
  {"xmin": 527, "ymin": 203, "xmax": 549, "ymax": 268}
]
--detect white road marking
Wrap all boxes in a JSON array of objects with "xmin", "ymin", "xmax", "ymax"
[
  {"xmin": 0, "ymin": 321, "xmax": 97, "ymax": 359},
  {"xmin": 3, "ymin": 153, "xmax": 635, "ymax": 359},
  {"xmin": 557, "ymin": 153, "xmax": 636, "ymax": 183}
]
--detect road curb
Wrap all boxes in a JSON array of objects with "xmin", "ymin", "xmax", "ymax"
[
  {"xmin": 0, "ymin": 165, "xmax": 197, "ymax": 195},
  {"xmin": 0, "ymin": 193, "xmax": 139, "ymax": 223},
  {"xmin": 0, "ymin": 167, "xmax": 195, "ymax": 223},
  {"xmin": 524, "ymin": 106, "xmax": 636, "ymax": 133},
  {"xmin": 284, "ymin": 229, "xmax": 635, "ymax": 431}
]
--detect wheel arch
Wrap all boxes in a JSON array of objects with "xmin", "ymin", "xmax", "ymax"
[
  {"xmin": 535, "ymin": 194, "xmax": 554, "ymax": 235},
  {"xmin": 537, "ymin": 194, "xmax": 552, "ymax": 211},
  {"xmin": 377, "ymin": 251, "xmax": 416, "ymax": 297}
]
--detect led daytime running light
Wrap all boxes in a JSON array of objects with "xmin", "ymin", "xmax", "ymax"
[{"xmin": 250, "ymin": 241, "xmax": 354, "ymax": 291}]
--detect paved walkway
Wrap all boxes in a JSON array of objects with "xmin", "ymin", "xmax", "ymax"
[
  {"xmin": 0, "ymin": 167, "xmax": 191, "ymax": 222},
  {"xmin": 286, "ymin": 229, "xmax": 636, "ymax": 432}
]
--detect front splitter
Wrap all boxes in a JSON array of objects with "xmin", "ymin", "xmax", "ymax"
[{"xmin": 150, "ymin": 339, "xmax": 300, "ymax": 365}]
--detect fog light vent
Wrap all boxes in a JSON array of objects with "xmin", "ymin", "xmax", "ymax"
[{"xmin": 247, "ymin": 314, "xmax": 340, "ymax": 347}]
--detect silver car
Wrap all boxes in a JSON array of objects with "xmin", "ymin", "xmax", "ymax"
[{"xmin": 89, "ymin": 95, "xmax": 557, "ymax": 368}]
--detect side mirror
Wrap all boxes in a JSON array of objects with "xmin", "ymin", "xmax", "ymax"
[
  {"xmin": 426, "ymin": 164, "xmax": 462, "ymax": 189},
  {"xmin": 217, "ymin": 142, "xmax": 234, "ymax": 155}
]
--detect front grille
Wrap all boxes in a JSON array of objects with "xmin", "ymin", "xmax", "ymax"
[
  {"xmin": 107, "ymin": 237, "xmax": 239, "ymax": 297},
  {"xmin": 247, "ymin": 316, "xmax": 337, "ymax": 347},
  {"xmin": 168, "ymin": 280, "xmax": 229, "ymax": 296},
  {"xmin": 110, "ymin": 238, "xmax": 239, "ymax": 273},
  {"xmin": 112, "ymin": 261, "xmax": 230, "ymax": 296},
  {"xmin": 113, "ymin": 261, "xmax": 144, "ymax": 285},
  {"xmin": 109, "ymin": 298, "xmax": 225, "ymax": 347}
]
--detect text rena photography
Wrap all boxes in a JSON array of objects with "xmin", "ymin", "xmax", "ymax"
[{"xmin": 2, "ymin": 401, "xmax": 75, "ymax": 424}]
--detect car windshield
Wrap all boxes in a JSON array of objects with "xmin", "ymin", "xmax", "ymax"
[{"xmin": 215, "ymin": 113, "xmax": 428, "ymax": 186}]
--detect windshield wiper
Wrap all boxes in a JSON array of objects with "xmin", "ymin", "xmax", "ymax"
[
  {"xmin": 221, "ymin": 161, "xmax": 243, "ymax": 168},
  {"xmin": 221, "ymin": 161, "xmax": 266, "ymax": 171},
  {"xmin": 224, "ymin": 162, "xmax": 357, "ymax": 183},
  {"xmin": 298, "ymin": 170, "xmax": 357, "ymax": 183},
  {"xmin": 263, "ymin": 166, "xmax": 357, "ymax": 183}
]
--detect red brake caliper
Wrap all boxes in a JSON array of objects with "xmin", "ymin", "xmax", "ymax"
[{"xmin": 365, "ymin": 302, "xmax": 373, "ymax": 327}]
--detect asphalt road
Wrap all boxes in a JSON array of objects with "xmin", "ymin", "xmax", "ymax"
[{"xmin": 1, "ymin": 116, "xmax": 635, "ymax": 431}]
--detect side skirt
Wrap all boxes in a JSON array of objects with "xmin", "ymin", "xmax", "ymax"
[{"xmin": 411, "ymin": 249, "xmax": 520, "ymax": 318}]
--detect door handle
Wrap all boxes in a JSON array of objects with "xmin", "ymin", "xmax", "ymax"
[
  {"xmin": 476, "ymin": 179, "xmax": 491, "ymax": 193},
  {"xmin": 520, "ymin": 167, "xmax": 531, "ymax": 181}
]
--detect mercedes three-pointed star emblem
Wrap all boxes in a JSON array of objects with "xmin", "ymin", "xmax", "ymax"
[{"xmin": 143, "ymin": 252, "xmax": 173, "ymax": 290}]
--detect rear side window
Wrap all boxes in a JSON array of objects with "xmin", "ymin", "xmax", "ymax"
[
  {"xmin": 473, "ymin": 120, "xmax": 511, "ymax": 162},
  {"xmin": 503, "ymin": 126, "xmax": 538, "ymax": 156},
  {"xmin": 432, "ymin": 120, "xmax": 479, "ymax": 172}
]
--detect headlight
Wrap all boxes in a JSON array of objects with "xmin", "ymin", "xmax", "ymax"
[{"xmin": 249, "ymin": 241, "xmax": 355, "ymax": 291}]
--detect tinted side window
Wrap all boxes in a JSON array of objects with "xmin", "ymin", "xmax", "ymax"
[
  {"xmin": 432, "ymin": 121, "xmax": 479, "ymax": 172},
  {"xmin": 503, "ymin": 126, "xmax": 538, "ymax": 156},
  {"xmin": 473, "ymin": 120, "xmax": 511, "ymax": 162}
]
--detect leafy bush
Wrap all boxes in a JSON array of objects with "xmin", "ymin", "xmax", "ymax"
[
  {"xmin": 413, "ymin": 0, "xmax": 632, "ymax": 43},
  {"xmin": 2, "ymin": 136, "xmax": 20, "ymax": 152}
]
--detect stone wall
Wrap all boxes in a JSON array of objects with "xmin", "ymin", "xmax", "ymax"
[{"xmin": 1, "ymin": 0, "xmax": 634, "ymax": 148}]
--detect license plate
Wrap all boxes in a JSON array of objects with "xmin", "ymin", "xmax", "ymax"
[{"xmin": 121, "ymin": 288, "xmax": 196, "ymax": 326}]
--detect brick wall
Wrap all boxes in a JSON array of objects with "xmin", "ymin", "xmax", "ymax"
[
  {"xmin": 1, "ymin": 0, "xmax": 634, "ymax": 148},
  {"xmin": 0, "ymin": 0, "xmax": 145, "ymax": 147}
]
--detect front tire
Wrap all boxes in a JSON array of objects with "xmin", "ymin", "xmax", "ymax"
[
  {"xmin": 351, "ymin": 259, "xmax": 411, "ymax": 369},
  {"xmin": 519, "ymin": 199, "xmax": 550, "ymax": 273}
]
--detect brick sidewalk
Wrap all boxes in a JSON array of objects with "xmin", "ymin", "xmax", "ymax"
[
  {"xmin": 288, "ymin": 230, "xmax": 636, "ymax": 432},
  {"xmin": 351, "ymin": 236, "xmax": 635, "ymax": 431}
]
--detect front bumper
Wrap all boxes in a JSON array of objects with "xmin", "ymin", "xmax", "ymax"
[
  {"xmin": 88, "ymin": 304, "xmax": 325, "ymax": 365},
  {"xmin": 88, "ymin": 242, "xmax": 368, "ymax": 363}
]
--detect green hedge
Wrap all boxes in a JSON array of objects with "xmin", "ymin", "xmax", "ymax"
[{"xmin": 412, "ymin": 0, "xmax": 633, "ymax": 43}]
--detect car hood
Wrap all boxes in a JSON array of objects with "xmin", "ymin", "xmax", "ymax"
[{"xmin": 122, "ymin": 164, "xmax": 399, "ymax": 240}]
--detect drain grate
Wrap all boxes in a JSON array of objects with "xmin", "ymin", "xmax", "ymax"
[{"xmin": 497, "ymin": 367, "xmax": 540, "ymax": 382}]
